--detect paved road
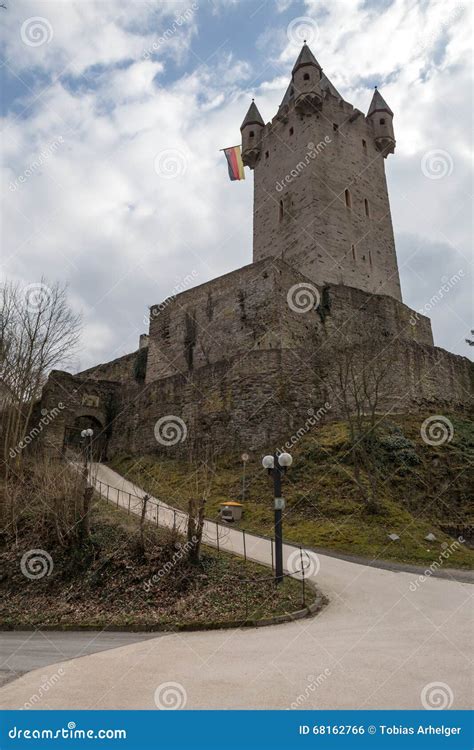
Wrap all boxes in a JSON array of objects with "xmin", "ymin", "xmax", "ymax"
[
  {"xmin": 0, "ymin": 464, "xmax": 472, "ymax": 710},
  {"xmin": 0, "ymin": 632, "xmax": 160, "ymax": 689}
]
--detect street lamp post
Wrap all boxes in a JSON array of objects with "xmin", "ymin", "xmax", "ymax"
[
  {"xmin": 262, "ymin": 451, "xmax": 293, "ymax": 585},
  {"xmin": 241, "ymin": 452, "xmax": 249, "ymax": 503},
  {"xmin": 80, "ymin": 428, "xmax": 94, "ymax": 483}
]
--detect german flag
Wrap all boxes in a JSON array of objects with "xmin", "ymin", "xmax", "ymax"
[{"xmin": 223, "ymin": 145, "xmax": 245, "ymax": 181}]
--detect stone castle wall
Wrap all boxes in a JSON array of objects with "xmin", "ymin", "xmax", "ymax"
[
  {"xmin": 77, "ymin": 349, "xmax": 141, "ymax": 383},
  {"xmin": 252, "ymin": 90, "xmax": 402, "ymax": 300},
  {"xmin": 36, "ymin": 260, "xmax": 470, "ymax": 461},
  {"xmin": 106, "ymin": 341, "xmax": 472, "ymax": 460},
  {"xmin": 147, "ymin": 258, "xmax": 433, "ymax": 385}
]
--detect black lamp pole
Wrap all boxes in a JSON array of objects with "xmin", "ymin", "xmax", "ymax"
[{"xmin": 273, "ymin": 452, "xmax": 284, "ymax": 585}]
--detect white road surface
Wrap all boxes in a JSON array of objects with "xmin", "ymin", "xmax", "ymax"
[{"xmin": 0, "ymin": 463, "xmax": 472, "ymax": 710}]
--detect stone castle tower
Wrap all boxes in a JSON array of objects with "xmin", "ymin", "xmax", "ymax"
[
  {"xmin": 241, "ymin": 43, "xmax": 401, "ymax": 301},
  {"xmin": 38, "ymin": 43, "xmax": 472, "ymax": 461}
]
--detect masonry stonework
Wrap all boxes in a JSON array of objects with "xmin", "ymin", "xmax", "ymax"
[{"xmin": 36, "ymin": 43, "xmax": 472, "ymax": 460}]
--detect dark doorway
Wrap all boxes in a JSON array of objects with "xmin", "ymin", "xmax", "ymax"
[{"xmin": 63, "ymin": 415, "xmax": 107, "ymax": 460}]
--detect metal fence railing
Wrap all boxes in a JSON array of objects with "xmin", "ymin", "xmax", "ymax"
[{"xmin": 91, "ymin": 474, "xmax": 313, "ymax": 616}]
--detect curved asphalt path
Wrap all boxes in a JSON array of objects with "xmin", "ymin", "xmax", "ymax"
[{"xmin": 0, "ymin": 464, "xmax": 472, "ymax": 710}]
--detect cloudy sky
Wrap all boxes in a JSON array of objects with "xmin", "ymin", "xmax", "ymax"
[{"xmin": 1, "ymin": 0, "xmax": 472, "ymax": 370}]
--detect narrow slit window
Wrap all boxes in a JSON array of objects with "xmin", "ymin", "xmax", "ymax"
[
  {"xmin": 362, "ymin": 139, "xmax": 367, "ymax": 149},
  {"xmin": 279, "ymin": 200, "xmax": 284, "ymax": 221},
  {"xmin": 265, "ymin": 150, "xmax": 269, "ymax": 159},
  {"xmin": 364, "ymin": 198, "xmax": 370, "ymax": 217},
  {"xmin": 289, "ymin": 126, "xmax": 294, "ymax": 135},
  {"xmin": 351, "ymin": 244, "xmax": 356, "ymax": 261},
  {"xmin": 333, "ymin": 123, "xmax": 338, "ymax": 132},
  {"xmin": 345, "ymin": 189, "xmax": 352, "ymax": 209},
  {"xmin": 249, "ymin": 130, "xmax": 255, "ymax": 138},
  {"xmin": 380, "ymin": 118, "xmax": 385, "ymax": 125}
]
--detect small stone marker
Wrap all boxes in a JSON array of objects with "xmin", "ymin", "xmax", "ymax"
[
  {"xmin": 425, "ymin": 533, "xmax": 436, "ymax": 542},
  {"xmin": 387, "ymin": 533, "xmax": 400, "ymax": 541}
]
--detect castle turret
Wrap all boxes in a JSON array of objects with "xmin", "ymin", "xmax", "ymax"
[
  {"xmin": 292, "ymin": 42, "xmax": 323, "ymax": 114},
  {"xmin": 367, "ymin": 87, "xmax": 395, "ymax": 156},
  {"xmin": 250, "ymin": 45, "xmax": 402, "ymax": 302},
  {"xmin": 240, "ymin": 100, "xmax": 264, "ymax": 169}
]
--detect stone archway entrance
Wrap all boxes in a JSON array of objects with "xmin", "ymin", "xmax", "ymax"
[{"xmin": 63, "ymin": 413, "xmax": 107, "ymax": 460}]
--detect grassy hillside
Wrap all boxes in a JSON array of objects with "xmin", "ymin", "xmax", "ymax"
[{"xmin": 109, "ymin": 414, "xmax": 474, "ymax": 570}]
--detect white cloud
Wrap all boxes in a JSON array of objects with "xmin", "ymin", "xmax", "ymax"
[{"xmin": 1, "ymin": 0, "xmax": 472, "ymax": 368}]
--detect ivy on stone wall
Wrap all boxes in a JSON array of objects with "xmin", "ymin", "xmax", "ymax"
[
  {"xmin": 317, "ymin": 285, "xmax": 332, "ymax": 324},
  {"xmin": 133, "ymin": 347, "xmax": 148, "ymax": 382}
]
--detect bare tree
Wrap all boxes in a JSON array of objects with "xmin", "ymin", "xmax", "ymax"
[
  {"xmin": 0, "ymin": 279, "xmax": 81, "ymax": 478},
  {"xmin": 186, "ymin": 442, "xmax": 215, "ymax": 564}
]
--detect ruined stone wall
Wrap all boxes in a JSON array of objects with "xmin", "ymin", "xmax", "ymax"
[
  {"xmin": 38, "ymin": 370, "xmax": 120, "ymax": 457},
  {"xmin": 146, "ymin": 258, "xmax": 432, "ymax": 385},
  {"xmin": 107, "ymin": 341, "xmax": 471, "ymax": 461},
  {"xmin": 252, "ymin": 90, "xmax": 402, "ymax": 300},
  {"xmin": 77, "ymin": 349, "xmax": 141, "ymax": 384}
]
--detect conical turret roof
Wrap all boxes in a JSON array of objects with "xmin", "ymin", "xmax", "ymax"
[
  {"xmin": 320, "ymin": 73, "xmax": 342, "ymax": 100},
  {"xmin": 367, "ymin": 87, "xmax": 393, "ymax": 117},
  {"xmin": 292, "ymin": 43, "xmax": 322, "ymax": 74},
  {"xmin": 240, "ymin": 100, "xmax": 265, "ymax": 130}
]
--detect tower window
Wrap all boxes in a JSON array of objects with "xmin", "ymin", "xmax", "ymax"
[
  {"xmin": 279, "ymin": 200, "xmax": 284, "ymax": 222},
  {"xmin": 303, "ymin": 73, "xmax": 310, "ymax": 81},
  {"xmin": 249, "ymin": 130, "xmax": 255, "ymax": 138},
  {"xmin": 369, "ymin": 251, "xmax": 372, "ymax": 266},
  {"xmin": 265, "ymin": 150, "xmax": 269, "ymax": 159},
  {"xmin": 364, "ymin": 198, "xmax": 370, "ymax": 217},
  {"xmin": 344, "ymin": 189, "xmax": 352, "ymax": 209},
  {"xmin": 290, "ymin": 87, "xmax": 294, "ymax": 96},
  {"xmin": 380, "ymin": 118, "xmax": 385, "ymax": 125},
  {"xmin": 351, "ymin": 244, "xmax": 356, "ymax": 261},
  {"xmin": 333, "ymin": 123, "xmax": 338, "ymax": 132},
  {"xmin": 289, "ymin": 126, "xmax": 294, "ymax": 135},
  {"xmin": 362, "ymin": 139, "xmax": 367, "ymax": 149}
]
